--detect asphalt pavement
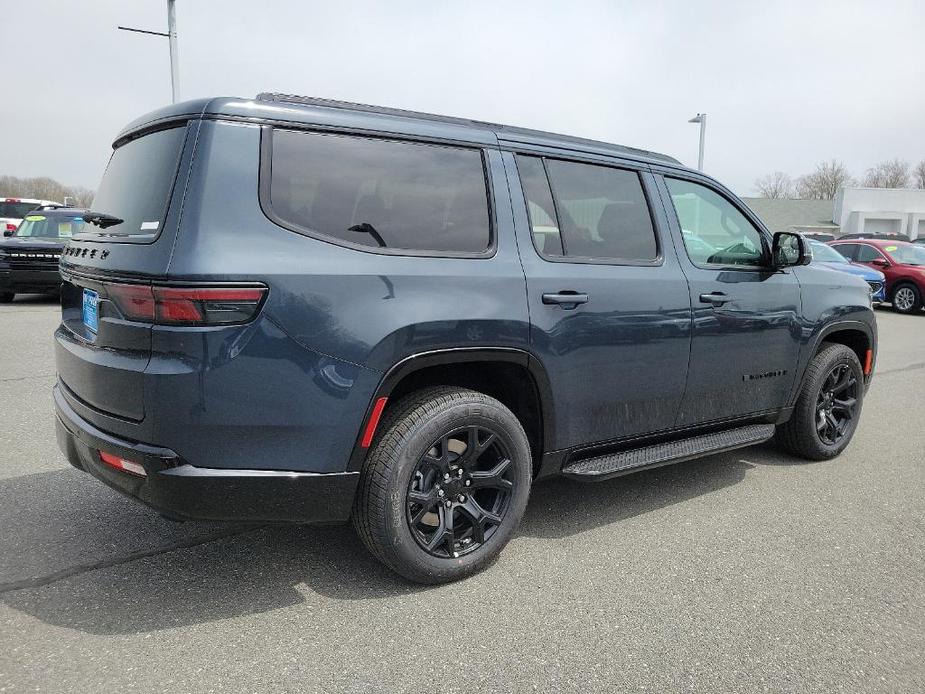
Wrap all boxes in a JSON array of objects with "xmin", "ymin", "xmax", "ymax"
[{"xmin": 1, "ymin": 295, "xmax": 922, "ymax": 693}]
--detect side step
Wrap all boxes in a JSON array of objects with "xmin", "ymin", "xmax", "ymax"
[{"xmin": 561, "ymin": 424, "xmax": 776, "ymax": 481}]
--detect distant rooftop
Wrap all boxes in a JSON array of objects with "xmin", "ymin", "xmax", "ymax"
[{"xmin": 741, "ymin": 198, "xmax": 838, "ymax": 234}]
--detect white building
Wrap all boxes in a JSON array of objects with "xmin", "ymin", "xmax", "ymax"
[{"xmin": 834, "ymin": 187, "xmax": 925, "ymax": 239}]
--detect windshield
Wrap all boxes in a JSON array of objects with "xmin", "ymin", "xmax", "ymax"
[
  {"xmin": 883, "ymin": 243, "xmax": 925, "ymax": 266},
  {"xmin": 15, "ymin": 214, "xmax": 86, "ymax": 239},
  {"xmin": 810, "ymin": 241, "xmax": 848, "ymax": 263},
  {"xmin": 84, "ymin": 125, "xmax": 187, "ymax": 240},
  {"xmin": 0, "ymin": 201, "xmax": 41, "ymax": 219}
]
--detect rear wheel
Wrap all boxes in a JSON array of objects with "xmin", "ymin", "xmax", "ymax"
[
  {"xmin": 353, "ymin": 386, "xmax": 531, "ymax": 584},
  {"xmin": 891, "ymin": 283, "xmax": 921, "ymax": 314},
  {"xmin": 775, "ymin": 343, "xmax": 864, "ymax": 460},
  {"xmin": 0, "ymin": 292, "xmax": 13, "ymax": 303}
]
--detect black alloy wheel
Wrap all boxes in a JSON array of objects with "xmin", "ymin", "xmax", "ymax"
[
  {"xmin": 815, "ymin": 363, "xmax": 859, "ymax": 445},
  {"xmin": 406, "ymin": 425, "xmax": 515, "ymax": 559}
]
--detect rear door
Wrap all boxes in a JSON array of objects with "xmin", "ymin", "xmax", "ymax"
[
  {"xmin": 656, "ymin": 174, "xmax": 802, "ymax": 426},
  {"xmin": 504, "ymin": 151, "xmax": 691, "ymax": 450}
]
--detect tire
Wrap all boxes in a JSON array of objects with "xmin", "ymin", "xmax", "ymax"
[
  {"xmin": 775, "ymin": 343, "xmax": 864, "ymax": 460},
  {"xmin": 891, "ymin": 283, "xmax": 921, "ymax": 314},
  {"xmin": 0, "ymin": 292, "xmax": 13, "ymax": 304},
  {"xmin": 353, "ymin": 386, "xmax": 532, "ymax": 584}
]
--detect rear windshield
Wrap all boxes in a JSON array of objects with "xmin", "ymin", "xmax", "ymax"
[
  {"xmin": 16, "ymin": 214, "xmax": 86, "ymax": 239},
  {"xmin": 0, "ymin": 201, "xmax": 42, "ymax": 219},
  {"xmin": 82, "ymin": 125, "xmax": 188, "ymax": 240}
]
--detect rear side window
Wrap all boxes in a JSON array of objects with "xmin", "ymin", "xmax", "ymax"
[
  {"xmin": 84, "ymin": 126, "xmax": 188, "ymax": 240},
  {"xmin": 831, "ymin": 244, "xmax": 857, "ymax": 261},
  {"xmin": 855, "ymin": 245, "xmax": 884, "ymax": 262},
  {"xmin": 266, "ymin": 129, "xmax": 491, "ymax": 254},
  {"xmin": 516, "ymin": 155, "xmax": 657, "ymax": 262}
]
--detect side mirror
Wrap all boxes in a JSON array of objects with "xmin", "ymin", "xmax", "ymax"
[
  {"xmin": 773, "ymin": 231, "xmax": 811, "ymax": 268},
  {"xmin": 2, "ymin": 230, "xmax": 13, "ymax": 238},
  {"xmin": 870, "ymin": 258, "xmax": 890, "ymax": 268}
]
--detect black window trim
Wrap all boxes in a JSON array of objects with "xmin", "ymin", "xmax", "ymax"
[
  {"xmin": 258, "ymin": 125, "xmax": 498, "ymax": 259},
  {"xmin": 661, "ymin": 172, "xmax": 775, "ymax": 273},
  {"xmin": 514, "ymin": 152, "xmax": 664, "ymax": 268}
]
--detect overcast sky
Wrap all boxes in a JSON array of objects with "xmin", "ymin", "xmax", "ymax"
[{"xmin": 2, "ymin": 0, "xmax": 923, "ymax": 195}]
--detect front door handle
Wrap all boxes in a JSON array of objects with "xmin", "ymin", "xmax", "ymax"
[
  {"xmin": 699, "ymin": 292, "xmax": 733, "ymax": 306},
  {"xmin": 542, "ymin": 291, "xmax": 589, "ymax": 309}
]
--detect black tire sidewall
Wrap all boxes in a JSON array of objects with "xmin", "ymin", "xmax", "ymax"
[
  {"xmin": 798, "ymin": 346, "xmax": 864, "ymax": 458},
  {"xmin": 374, "ymin": 395, "xmax": 531, "ymax": 582}
]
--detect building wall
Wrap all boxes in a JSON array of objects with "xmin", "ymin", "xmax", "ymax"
[{"xmin": 834, "ymin": 188, "xmax": 925, "ymax": 239}]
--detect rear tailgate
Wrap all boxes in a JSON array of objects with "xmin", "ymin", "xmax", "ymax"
[{"xmin": 56, "ymin": 121, "xmax": 198, "ymax": 421}]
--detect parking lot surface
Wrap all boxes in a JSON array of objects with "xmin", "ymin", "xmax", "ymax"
[{"xmin": 0, "ymin": 296, "xmax": 922, "ymax": 693}]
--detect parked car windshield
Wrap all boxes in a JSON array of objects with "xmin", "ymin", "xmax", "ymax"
[
  {"xmin": 884, "ymin": 243, "xmax": 925, "ymax": 266},
  {"xmin": 810, "ymin": 241, "xmax": 849, "ymax": 263},
  {"xmin": 0, "ymin": 201, "xmax": 41, "ymax": 218},
  {"xmin": 15, "ymin": 214, "xmax": 86, "ymax": 239}
]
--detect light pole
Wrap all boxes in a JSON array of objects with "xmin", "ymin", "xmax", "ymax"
[
  {"xmin": 118, "ymin": 0, "xmax": 180, "ymax": 103},
  {"xmin": 688, "ymin": 113, "xmax": 706, "ymax": 171}
]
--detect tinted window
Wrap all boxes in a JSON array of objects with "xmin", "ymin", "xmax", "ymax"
[
  {"xmin": 0, "ymin": 201, "xmax": 42, "ymax": 218},
  {"xmin": 831, "ymin": 243, "xmax": 857, "ymax": 261},
  {"xmin": 516, "ymin": 156, "xmax": 563, "ymax": 256},
  {"xmin": 86, "ymin": 126, "xmax": 187, "ymax": 240},
  {"xmin": 666, "ymin": 178, "xmax": 766, "ymax": 267},
  {"xmin": 543, "ymin": 159, "xmax": 657, "ymax": 261},
  {"xmin": 269, "ymin": 130, "xmax": 491, "ymax": 254},
  {"xmin": 855, "ymin": 245, "xmax": 884, "ymax": 263}
]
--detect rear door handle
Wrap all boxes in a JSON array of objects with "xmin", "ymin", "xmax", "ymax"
[
  {"xmin": 699, "ymin": 292, "xmax": 733, "ymax": 306},
  {"xmin": 542, "ymin": 291, "xmax": 589, "ymax": 309}
]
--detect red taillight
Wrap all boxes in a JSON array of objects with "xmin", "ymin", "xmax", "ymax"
[
  {"xmin": 5, "ymin": 223, "xmax": 17, "ymax": 232},
  {"xmin": 107, "ymin": 283, "xmax": 156, "ymax": 321},
  {"xmin": 105, "ymin": 284, "xmax": 267, "ymax": 325},
  {"xmin": 5, "ymin": 198, "xmax": 21, "ymax": 203},
  {"xmin": 99, "ymin": 450, "xmax": 147, "ymax": 477}
]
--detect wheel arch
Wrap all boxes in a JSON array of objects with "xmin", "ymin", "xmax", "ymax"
[
  {"xmin": 346, "ymin": 348, "xmax": 555, "ymax": 476},
  {"xmin": 789, "ymin": 320, "xmax": 875, "ymax": 406}
]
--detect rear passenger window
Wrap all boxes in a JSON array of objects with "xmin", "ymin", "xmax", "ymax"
[
  {"xmin": 267, "ymin": 129, "xmax": 491, "ymax": 254},
  {"xmin": 831, "ymin": 244, "xmax": 857, "ymax": 261},
  {"xmin": 855, "ymin": 245, "xmax": 882, "ymax": 262},
  {"xmin": 516, "ymin": 155, "xmax": 657, "ymax": 262}
]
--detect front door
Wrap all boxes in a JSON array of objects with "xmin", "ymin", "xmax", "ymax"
[
  {"xmin": 505, "ymin": 152, "xmax": 692, "ymax": 450},
  {"xmin": 657, "ymin": 175, "xmax": 802, "ymax": 426}
]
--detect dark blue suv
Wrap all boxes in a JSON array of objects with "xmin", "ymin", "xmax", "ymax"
[{"xmin": 54, "ymin": 94, "xmax": 877, "ymax": 583}]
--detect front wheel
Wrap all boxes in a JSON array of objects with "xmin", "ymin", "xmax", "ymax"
[
  {"xmin": 775, "ymin": 343, "xmax": 864, "ymax": 460},
  {"xmin": 891, "ymin": 283, "xmax": 921, "ymax": 314},
  {"xmin": 353, "ymin": 387, "xmax": 532, "ymax": 584}
]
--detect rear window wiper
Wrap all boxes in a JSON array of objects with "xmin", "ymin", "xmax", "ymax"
[{"xmin": 82, "ymin": 211, "xmax": 125, "ymax": 229}]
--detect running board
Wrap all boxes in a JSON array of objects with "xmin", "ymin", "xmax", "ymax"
[{"xmin": 561, "ymin": 424, "xmax": 776, "ymax": 481}]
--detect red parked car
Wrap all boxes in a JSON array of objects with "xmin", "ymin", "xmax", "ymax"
[{"xmin": 829, "ymin": 238, "xmax": 925, "ymax": 314}]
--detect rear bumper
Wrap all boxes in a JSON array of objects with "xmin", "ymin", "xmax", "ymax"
[
  {"xmin": 54, "ymin": 384, "xmax": 358, "ymax": 523},
  {"xmin": 0, "ymin": 267, "xmax": 61, "ymax": 293}
]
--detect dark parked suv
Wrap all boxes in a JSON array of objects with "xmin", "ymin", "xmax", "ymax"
[{"xmin": 54, "ymin": 94, "xmax": 877, "ymax": 583}]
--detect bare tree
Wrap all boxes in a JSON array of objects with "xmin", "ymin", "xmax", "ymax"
[
  {"xmin": 754, "ymin": 171, "xmax": 793, "ymax": 198},
  {"xmin": 863, "ymin": 159, "xmax": 910, "ymax": 188},
  {"xmin": 912, "ymin": 160, "xmax": 925, "ymax": 189},
  {"xmin": 795, "ymin": 160, "xmax": 854, "ymax": 200},
  {"xmin": 0, "ymin": 175, "xmax": 94, "ymax": 207}
]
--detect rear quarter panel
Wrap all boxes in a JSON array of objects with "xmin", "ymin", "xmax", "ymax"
[{"xmin": 158, "ymin": 120, "xmax": 528, "ymax": 472}]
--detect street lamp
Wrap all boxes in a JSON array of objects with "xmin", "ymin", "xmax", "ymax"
[
  {"xmin": 117, "ymin": 0, "xmax": 180, "ymax": 103},
  {"xmin": 688, "ymin": 113, "xmax": 706, "ymax": 171}
]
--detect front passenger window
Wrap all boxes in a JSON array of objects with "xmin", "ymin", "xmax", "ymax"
[
  {"xmin": 855, "ymin": 245, "xmax": 883, "ymax": 263},
  {"xmin": 665, "ymin": 178, "xmax": 766, "ymax": 267}
]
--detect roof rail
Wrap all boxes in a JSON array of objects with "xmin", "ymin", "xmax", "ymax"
[{"xmin": 256, "ymin": 93, "xmax": 681, "ymax": 166}]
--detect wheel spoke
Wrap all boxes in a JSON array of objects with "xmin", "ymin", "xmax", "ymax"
[
  {"xmin": 458, "ymin": 498, "xmax": 502, "ymax": 544},
  {"xmin": 408, "ymin": 489, "xmax": 438, "ymax": 525},
  {"xmin": 470, "ymin": 458, "xmax": 513, "ymax": 491},
  {"xmin": 425, "ymin": 505, "xmax": 455, "ymax": 554},
  {"xmin": 832, "ymin": 367, "xmax": 855, "ymax": 394},
  {"xmin": 832, "ymin": 396, "xmax": 856, "ymax": 413}
]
